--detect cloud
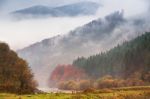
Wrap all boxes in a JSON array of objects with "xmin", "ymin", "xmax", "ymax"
[
  {"xmin": 0, "ymin": 16, "xmax": 97, "ymax": 50},
  {"xmin": 0, "ymin": 0, "xmax": 148, "ymax": 52},
  {"xmin": 0, "ymin": 0, "xmax": 6, "ymax": 8},
  {"xmin": 60, "ymin": 11, "xmax": 125, "ymax": 49},
  {"xmin": 0, "ymin": 0, "xmax": 5, "ymax": 4},
  {"xmin": 96, "ymin": 0, "xmax": 148, "ymax": 18},
  {"xmin": 18, "ymin": 0, "xmax": 150, "ymax": 87},
  {"xmin": 2, "ymin": 0, "xmax": 147, "ymax": 50},
  {"xmin": 0, "ymin": 0, "xmax": 100, "ymax": 14},
  {"xmin": 0, "ymin": 0, "xmax": 150, "ymax": 88},
  {"xmin": 18, "ymin": 10, "xmax": 150, "ymax": 87}
]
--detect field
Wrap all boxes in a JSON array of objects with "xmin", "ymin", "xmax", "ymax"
[{"xmin": 0, "ymin": 86, "xmax": 150, "ymax": 99}]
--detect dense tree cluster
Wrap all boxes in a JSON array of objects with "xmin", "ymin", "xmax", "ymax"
[
  {"xmin": 0, "ymin": 43, "xmax": 37, "ymax": 94},
  {"xmin": 57, "ymin": 75, "xmax": 146, "ymax": 90},
  {"xmin": 49, "ymin": 64, "xmax": 87, "ymax": 87},
  {"xmin": 73, "ymin": 32, "xmax": 150, "ymax": 82}
]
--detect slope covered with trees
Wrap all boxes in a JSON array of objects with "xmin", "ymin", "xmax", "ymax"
[
  {"xmin": 0, "ymin": 43, "xmax": 37, "ymax": 94},
  {"xmin": 49, "ymin": 64, "xmax": 87, "ymax": 87},
  {"xmin": 17, "ymin": 12, "xmax": 126, "ymax": 87},
  {"xmin": 73, "ymin": 32, "xmax": 150, "ymax": 82}
]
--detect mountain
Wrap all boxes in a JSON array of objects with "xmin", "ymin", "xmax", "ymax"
[
  {"xmin": 17, "ymin": 11, "xmax": 149, "ymax": 88},
  {"xmin": 50, "ymin": 33, "xmax": 150, "ymax": 88},
  {"xmin": 11, "ymin": 2, "xmax": 100, "ymax": 18},
  {"xmin": 73, "ymin": 32, "xmax": 150, "ymax": 81}
]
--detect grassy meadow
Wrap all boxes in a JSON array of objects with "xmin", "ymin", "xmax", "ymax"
[{"xmin": 0, "ymin": 86, "xmax": 149, "ymax": 99}]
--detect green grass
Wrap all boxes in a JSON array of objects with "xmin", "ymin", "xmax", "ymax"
[{"xmin": 0, "ymin": 86, "xmax": 150, "ymax": 99}]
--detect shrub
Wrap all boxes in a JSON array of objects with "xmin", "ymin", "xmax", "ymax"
[
  {"xmin": 83, "ymin": 88, "xmax": 96, "ymax": 93},
  {"xmin": 79, "ymin": 80, "xmax": 92, "ymax": 90},
  {"xmin": 142, "ymin": 71, "xmax": 150, "ymax": 83},
  {"xmin": 58, "ymin": 81, "xmax": 78, "ymax": 90},
  {"xmin": 96, "ymin": 75, "xmax": 119, "ymax": 89}
]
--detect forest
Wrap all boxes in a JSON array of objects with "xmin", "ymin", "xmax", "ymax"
[
  {"xmin": 50, "ymin": 32, "xmax": 150, "ymax": 90},
  {"xmin": 0, "ymin": 31, "xmax": 150, "ymax": 99},
  {"xmin": 0, "ymin": 43, "xmax": 37, "ymax": 94},
  {"xmin": 0, "ymin": 0, "xmax": 150, "ymax": 98},
  {"xmin": 73, "ymin": 32, "xmax": 150, "ymax": 80}
]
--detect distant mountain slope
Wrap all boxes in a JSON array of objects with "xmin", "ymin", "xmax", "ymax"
[
  {"xmin": 73, "ymin": 32, "xmax": 150, "ymax": 80},
  {"xmin": 11, "ymin": 2, "xmax": 100, "ymax": 18},
  {"xmin": 17, "ymin": 11, "xmax": 149, "ymax": 87}
]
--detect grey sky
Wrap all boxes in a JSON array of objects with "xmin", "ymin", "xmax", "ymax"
[{"xmin": 0, "ymin": 0, "xmax": 149, "ymax": 50}]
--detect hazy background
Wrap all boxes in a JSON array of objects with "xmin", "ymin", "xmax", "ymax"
[{"xmin": 0, "ymin": 0, "xmax": 148, "ymax": 50}]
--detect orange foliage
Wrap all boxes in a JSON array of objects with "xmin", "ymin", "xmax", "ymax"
[{"xmin": 49, "ymin": 64, "xmax": 87, "ymax": 86}]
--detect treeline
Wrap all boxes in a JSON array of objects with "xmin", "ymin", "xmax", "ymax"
[
  {"xmin": 58, "ymin": 75, "xmax": 146, "ymax": 90},
  {"xmin": 0, "ymin": 43, "xmax": 37, "ymax": 94},
  {"xmin": 73, "ymin": 32, "xmax": 150, "ymax": 82}
]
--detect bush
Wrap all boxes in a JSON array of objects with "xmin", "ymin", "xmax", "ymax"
[
  {"xmin": 58, "ymin": 81, "xmax": 78, "ymax": 90},
  {"xmin": 96, "ymin": 74, "xmax": 146, "ymax": 89},
  {"xmin": 124, "ymin": 72, "xmax": 145, "ymax": 86},
  {"xmin": 142, "ymin": 71, "xmax": 150, "ymax": 83},
  {"xmin": 96, "ymin": 75, "xmax": 121, "ymax": 89},
  {"xmin": 83, "ymin": 88, "xmax": 96, "ymax": 93},
  {"xmin": 58, "ymin": 74, "xmax": 147, "ymax": 90},
  {"xmin": 124, "ymin": 78, "xmax": 145, "ymax": 86},
  {"xmin": 79, "ymin": 80, "xmax": 92, "ymax": 90}
]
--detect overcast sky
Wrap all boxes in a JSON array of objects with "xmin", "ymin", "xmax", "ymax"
[{"xmin": 0, "ymin": 0, "xmax": 149, "ymax": 50}]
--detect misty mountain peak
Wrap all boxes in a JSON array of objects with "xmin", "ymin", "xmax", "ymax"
[
  {"xmin": 11, "ymin": 1, "xmax": 100, "ymax": 19},
  {"xmin": 13, "ymin": 5, "xmax": 52, "ymax": 15}
]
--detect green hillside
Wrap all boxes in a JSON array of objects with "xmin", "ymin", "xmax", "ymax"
[{"xmin": 73, "ymin": 32, "xmax": 150, "ymax": 82}]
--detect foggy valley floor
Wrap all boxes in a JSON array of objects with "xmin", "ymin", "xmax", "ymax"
[{"xmin": 0, "ymin": 86, "xmax": 150, "ymax": 99}]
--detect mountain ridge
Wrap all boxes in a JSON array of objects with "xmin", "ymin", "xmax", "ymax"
[
  {"xmin": 17, "ymin": 11, "xmax": 149, "ymax": 87},
  {"xmin": 11, "ymin": 2, "xmax": 100, "ymax": 19},
  {"xmin": 73, "ymin": 32, "xmax": 150, "ymax": 78}
]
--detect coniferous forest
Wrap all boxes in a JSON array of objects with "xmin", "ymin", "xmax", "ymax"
[
  {"xmin": 73, "ymin": 32, "xmax": 150, "ymax": 81},
  {"xmin": 49, "ymin": 32, "xmax": 150, "ymax": 91}
]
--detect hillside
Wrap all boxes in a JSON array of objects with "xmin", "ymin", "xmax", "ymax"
[
  {"xmin": 17, "ymin": 10, "xmax": 150, "ymax": 88},
  {"xmin": 11, "ymin": 2, "xmax": 100, "ymax": 19},
  {"xmin": 73, "ymin": 32, "xmax": 150, "ymax": 81},
  {"xmin": 17, "ymin": 11, "xmax": 149, "ymax": 87},
  {"xmin": 17, "ymin": 12, "xmax": 128, "ymax": 87}
]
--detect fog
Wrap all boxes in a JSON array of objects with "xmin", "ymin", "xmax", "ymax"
[
  {"xmin": 0, "ymin": 0, "xmax": 150, "ymax": 88},
  {"xmin": 98, "ymin": 0, "xmax": 148, "ymax": 17},
  {"xmin": 0, "ymin": 16, "xmax": 98, "ymax": 50},
  {"xmin": 0, "ymin": 0, "xmax": 100, "ymax": 14},
  {"xmin": 0, "ymin": 0, "xmax": 148, "ymax": 50}
]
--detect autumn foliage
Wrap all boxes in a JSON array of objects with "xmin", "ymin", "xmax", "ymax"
[
  {"xmin": 49, "ymin": 64, "xmax": 87, "ymax": 87},
  {"xmin": 49, "ymin": 32, "xmax": 150, "ymax": 90},
  {"xmin": 0, "ymin": 43, "xmax": 37, "ymax": 94}
]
